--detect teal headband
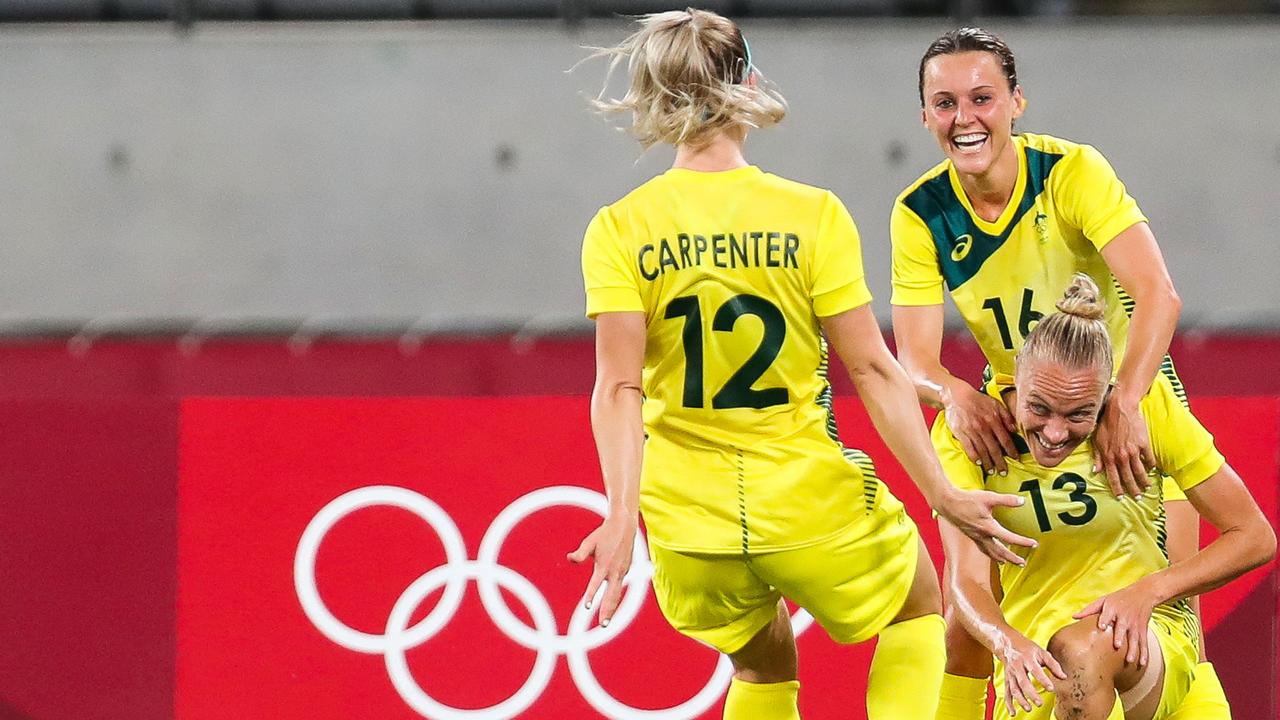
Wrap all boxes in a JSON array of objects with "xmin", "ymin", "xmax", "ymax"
[{"xmin": 741, "ymin": 34, "xmax": 753, "ymax": 83}]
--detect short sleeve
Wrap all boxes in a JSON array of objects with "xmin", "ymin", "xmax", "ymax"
[
  {"xmin": 582, "ymin": 207, "xmax": 644, "ymax": 318},
  {"xmin": 890, "ymin": 201, "xmax": 945, "ymax": 306},
  {"xmin": 1145, "ymin": 378, "xmax": 1225, "ymax": 493},
  {"xmin": 1161, "ymin": 475, "xmax": 1187, "ymax": 502},
  {"xmin": 931, "ymin": 411, "xmax": 985, "ymax": 492},
  {"xmin": 809, "ymin": 192, "xmax": 872, "ymax": 317},
  {"xmin": 1053, "ymin": 144, "xmax": 1149, "ymax": 251}
]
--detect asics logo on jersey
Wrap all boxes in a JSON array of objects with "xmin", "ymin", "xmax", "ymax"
[
  {"xmin": 950, "ymin": 234, "xmax": 974, "ymax": 261},
  {"xmin": 294, "ymin": 485, "xmax": 817, "ymax": 719}
]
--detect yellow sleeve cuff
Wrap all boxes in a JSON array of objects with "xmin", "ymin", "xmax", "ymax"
[
  {"xmin": 1161, "ymin": 475, "xmax": 1188, "ymax": 502},
  {"xmin": 586, "ymin": 287, "xmax": 644, "ymax": 318},
  {"xmin": 1090, "ymin": 212, "xmax": 1148, "ymax": 251},
  {"xmin": 1170, "ymin": 449, "xmax": 1226, "ymax": 493},
  {"xmin": 891, "ymin": 282, "xmax": 946, "ymax": 306},
  {"xmin": 813, "ymin": 279, "xmax": 872, "ymax": 317}
]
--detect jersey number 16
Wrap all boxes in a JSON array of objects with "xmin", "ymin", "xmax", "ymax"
[{"xmin": 982, "ymin": 287, "xmax": 1044, "ymax": 350}]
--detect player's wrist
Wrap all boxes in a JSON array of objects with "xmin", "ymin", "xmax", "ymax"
[
  {"xmin": 939, "ymin": 376, "xmax": 976, "ymax": 410},
  {"xmin": 990, "ymin": 624, "xmax": 1027, "ymax": 658},
  {"xmin": 1131, "ymin": 574, "xmax": 1169, "ymax": 607},
  {"xmin": 932, "ymin": 482, "xmax": 967, "ymax": 520},
  {"xmin": 606, "ymin": 506, "xmax": 639, "ymax": 523},
  {"xmin": 1109, "ymin": 380, "xmax": 1144, "ymax": 410},
  {"xmin": 605, "ymin": 494, "xmax": 640, "ymax": 523}
]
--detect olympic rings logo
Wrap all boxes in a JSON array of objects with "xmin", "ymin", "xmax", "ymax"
[{"xmin": 294, "ymin": 485, "xmax": 814, "ymax": 719}]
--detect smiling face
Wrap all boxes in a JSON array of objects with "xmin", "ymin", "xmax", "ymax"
[
  {"xmin": 1013, "ymin": 359, "xmax": 1108, "ymax": 467},
  {"xmin": 920, "ymin": 50, "xmax": 1024, "ymax": 180}
]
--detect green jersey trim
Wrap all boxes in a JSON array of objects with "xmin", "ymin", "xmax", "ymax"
[{"xmin": 902, "ymin": 147, "xmax": 1064, "ymax": 291}]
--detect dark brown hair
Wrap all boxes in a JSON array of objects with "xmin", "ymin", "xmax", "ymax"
[{"xmin": 918, "ymin": 27, "xmax": 1018, "ymax": 106}]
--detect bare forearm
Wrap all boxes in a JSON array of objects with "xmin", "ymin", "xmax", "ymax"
[
  {"xmin": 904, "ymin": 355, "xmax": 971, "ymax": 410},
  {"xmin": 942, "ymin": 524, "xmax": 1019, "ymax": 655},
  {"xmin": 1114, "ymin": 292, "xmax": 1180, "ymax": 405},
  {"xmin": 590, "ymin": 380, "xmax": 644, "ymax": 517},
  {"xmin": 849, "ymin": 354, "xmax": 954, "ymax": 507},
  {"xmin": 1101, "ymin": 223, "xmax": 1182, "ymax": 407},
  {"xmin": 952, "ymin": 574, "xmax": 1019, "ymax": 656},
  {"xmin": 1142, "ymin": 524, "xmax": 1274, "ymax": 605},
  {"xmin": 892, "ymin": 304, "xmax": 967, "ymax": 409}
]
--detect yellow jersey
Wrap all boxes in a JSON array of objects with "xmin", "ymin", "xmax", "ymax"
[
  {"xmin": 932, "ymin": 374, "xmax": 1223, "ymax": 659},
  {"xmin": 891, "ymin": 133, "xmax": 1148, "ymax": 377},
  {"xmin": 582, "ymin": 165, "xmax": 886, "ymax": 554}
]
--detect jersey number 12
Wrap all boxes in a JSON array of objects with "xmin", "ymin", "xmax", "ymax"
[{"xmin": 664, "ymin": 294, "xmax": 788, "ymax": 409}]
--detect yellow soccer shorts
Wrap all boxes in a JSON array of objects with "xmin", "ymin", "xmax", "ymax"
[
  {"xmin": 1149, "ymin": 610, "xmax": 1199, "ymax": 719},
  {"xmin": 991, "ymin": 609, "xmax": 1198, "ymax": 720},
  {"xmin": 648, "ymin": 481, "xmax": 919, "ymax": 654}
]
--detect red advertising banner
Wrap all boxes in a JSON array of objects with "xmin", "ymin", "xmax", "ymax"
[
  {"xmin": 0, "ymin": 399, "xmax": 179, "ymax": 720},
  {"xmin": 176, "ymin": 397, "xmax": 1279, "ymax": 720}
]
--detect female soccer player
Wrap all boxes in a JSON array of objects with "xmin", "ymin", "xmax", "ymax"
[
  {"xmin": 889, "ymin": 27, "xmax": 1231, "ymax": 718},
  {"xmin": 568, "ymin": 10, "xmax": 1033, "ymax": 719},
  {"xmin": 935, "ymin": 275, "xmax": 1274, "ymax": 720}
]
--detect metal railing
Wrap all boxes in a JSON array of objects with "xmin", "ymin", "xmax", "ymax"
[{"xmin": 0, "ymin": 315, "xmax": 595, "ymax": 355}]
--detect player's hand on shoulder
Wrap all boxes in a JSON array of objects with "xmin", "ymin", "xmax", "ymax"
[
  {"xmin": 943, "ymin": 382, "xmax": 1019, "ymax": 476},
  {"xmin": 938, "ymin": 487, "xmax": 1036, "ymax": 566},
  {"xmin": 567, "ymin": 513, "xmax": 639, "ymax": 628},
  {"xmin": 1092, "ymin": 397, "xmax": 1156, "ymax": 499}
]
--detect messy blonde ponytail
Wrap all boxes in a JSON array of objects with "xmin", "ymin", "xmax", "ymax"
[
  {"xmin": 583, "ymin": 8, "xmax": 787, "ymax": 150},
  {"xmin": 1017, "ymin": 274, "xmax": 1114, "ymax": 381}
]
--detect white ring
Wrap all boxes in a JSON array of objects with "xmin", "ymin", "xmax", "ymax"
[
  {"xmin": 295, "ymin": 485, "xmax": 820, "ymax": 719},
  {"xmin": 476, "ymin": 485, "xmax": 651, "ymax": 654},
  {"xmin": 565, "ymin": 586, "xmax": 816, "ymax": 718},
  {"xmin": 384, "ymin": 562, "xmax": 558, "ymax": 720},
  {"xmin": 294, "ymin": 485, "xmax": 468, "ymax": 653}
]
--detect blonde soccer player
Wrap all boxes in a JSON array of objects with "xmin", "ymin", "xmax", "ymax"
[
  {"xmin": 567, "ymin": 10, "xmax": 1035, "ymax": 720},
  {"xmin": 935, "ymin": 275, "xmax": 1274, "ymax": 720},
  {"xmin": 889, "ymin": 27, "xmax": 1233, "ymax": 719}
]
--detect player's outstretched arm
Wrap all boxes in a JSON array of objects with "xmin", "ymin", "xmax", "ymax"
[
  {"xmin": 821, "ymin": 304, "xmax": 1035, "ymax": 565},
  {"xmin": 939, "ymin": 520, "xmax": 1066, "ymax": 714},
  {"xmin": 1073, "ymin": 463, "xmax": 1276, "ymax": 666},
  {"xmin": 568, "ymin": 311, "xmax": 645, "ymax": 628},
  {"xmin": 1093, "ymin": 221, "xmax": 1180, "ymax": 497},
  {"xmin": 894, "ymin": 303, "xmax": 1019, "ymax": 475}
]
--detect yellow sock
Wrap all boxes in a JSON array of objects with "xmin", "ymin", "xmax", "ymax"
[
  {"xmin": 936, "ymin": 672, "xmax": 988, "ymax": 720},
  {"xmin": 1165, "ymin": 661, "xmax": 1231, "ymax": 720},
  {"xmin": 723, "ymin": 678, "xmax": 800, "ymax": 720},
  {"xmin": 868, "ymin": 613, "xmax": 946, "ymax": 720}
]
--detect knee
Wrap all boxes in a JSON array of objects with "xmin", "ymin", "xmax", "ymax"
[{"xmin": 1047, "ymin": 620, "xmax": 1113, "ymax": 675}]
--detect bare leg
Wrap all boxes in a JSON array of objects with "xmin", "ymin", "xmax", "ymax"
[
  {"xmin": 723, "ymin": 600, "xmax": 801, "ymax": 720},
  {"xmin": 1048, "ymin": 620, "xmax": 1164, "ymax": 720},
  {"xmin": 728, "ymin": 598, "xmax": 798, "ymax": 683}
]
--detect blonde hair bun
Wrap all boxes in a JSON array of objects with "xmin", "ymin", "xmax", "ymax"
[
  {"xmin": 1016, "ymin": 273, "xmax": 1113, "ymax": 379},
  {"xmin": 1055, "ymin": 273, "xmax": 1106, "ymax": 322}
]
